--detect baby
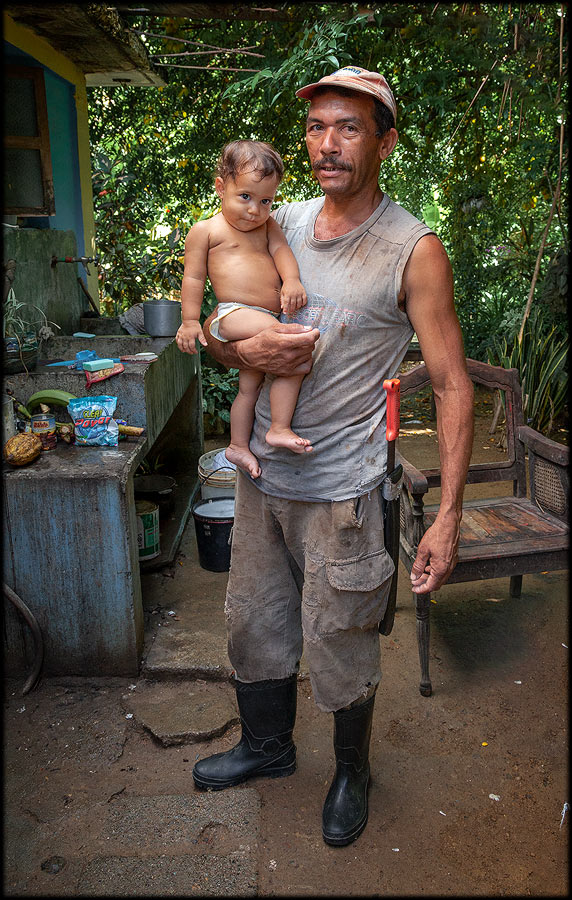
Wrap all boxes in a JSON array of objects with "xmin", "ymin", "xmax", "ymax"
[{"xmin": 176, "ymin": 140, "xmax": 313, "ymax": 478}]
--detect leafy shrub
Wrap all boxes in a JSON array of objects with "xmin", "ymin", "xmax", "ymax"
[
  {"xmin": 536, "ymin": 247, "xmax": 568, "ymax": 338},
  {"xmin": 488, "ymin": 308, "xmax": 568, "ymax": 436},
  {"xmin": 201, "ymin": 365, "xmax": 239, "ymax": 425}
]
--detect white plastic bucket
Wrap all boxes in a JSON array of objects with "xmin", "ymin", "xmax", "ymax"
[
  {"xmin": 136, "ymin": 499, "xmax": 160, "ymax": 560},
  {"xmin": 198, "ymin": 448, "xmax": 236, "ymax": 500}
]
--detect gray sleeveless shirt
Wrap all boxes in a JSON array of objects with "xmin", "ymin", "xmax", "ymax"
[{"xmin": 249, "ymin": 194, "xmax": 432, "ymax": 501}]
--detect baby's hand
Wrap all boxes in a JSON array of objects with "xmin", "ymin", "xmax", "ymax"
[
  {"xmin": 176, "ymin": 320, "xmax": 207, "ymax": 355},
  {"xmin": 280, "ymin": 279, "xmax": 307, "ymax": 316}
]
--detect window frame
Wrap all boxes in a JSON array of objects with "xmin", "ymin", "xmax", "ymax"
[{"xmin": 4, "ymin": 65, "xmax": 55, "ymax": 216}]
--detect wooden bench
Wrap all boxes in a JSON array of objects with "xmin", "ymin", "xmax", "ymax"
[{"xmin": 397, "ymin": 359, "xmax": 569, "ymax": 696}]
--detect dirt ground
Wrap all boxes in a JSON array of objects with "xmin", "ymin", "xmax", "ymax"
[{"xmin": 3, "ymin": 398, "xmax": 569, "ymax": 896}]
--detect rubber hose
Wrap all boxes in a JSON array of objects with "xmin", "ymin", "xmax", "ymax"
[{"xmin": 3, "ymin": 583, "xmax": 44, "ymax": 695}]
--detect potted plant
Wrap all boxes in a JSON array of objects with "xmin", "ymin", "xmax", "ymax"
[{"xmin": 3, "ymin": 285, "xmax": 60, "ymax": 374}]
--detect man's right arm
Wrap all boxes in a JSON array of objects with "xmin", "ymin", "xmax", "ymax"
[{"xmin": 203, "ymin": 310, "xmax": 320, "ymax": 377}]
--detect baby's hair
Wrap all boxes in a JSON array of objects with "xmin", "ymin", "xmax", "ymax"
[{"xmin": 215, "ymin": 140, "xmax": 284, "ymax": 183}]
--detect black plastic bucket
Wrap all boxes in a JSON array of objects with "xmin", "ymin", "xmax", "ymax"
[{"xmin": 192, "ymin": 496, "xmax": 235, "ymax": 572}]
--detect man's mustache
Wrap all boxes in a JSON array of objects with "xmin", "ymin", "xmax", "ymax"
[{"xmin": 312, "ymin": 157, "xmax": 352, "ymax": 172}]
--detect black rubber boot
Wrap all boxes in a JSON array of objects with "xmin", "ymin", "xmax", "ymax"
[
  {"xmin": 322, "ymin": 694, "xmax": 375, "ymax": 847},
  {"xmin": 192, "ymin": 675, "xmax": 297, "ymax": 790}
]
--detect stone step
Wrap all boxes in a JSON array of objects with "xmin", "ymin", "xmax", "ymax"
[
  {"xmin": 143, "ymin": 625, "xmax": 234, "ymax": 682},
  {"xmin": 121, "ymin": 678, "xmax": 239, "ymax": 746}
]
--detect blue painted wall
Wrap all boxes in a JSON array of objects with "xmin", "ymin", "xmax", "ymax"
[{"xmin": 4, "ymin": 42, "xmax": 85, "ymax": 254}]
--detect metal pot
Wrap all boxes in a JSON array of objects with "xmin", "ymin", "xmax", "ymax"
[
  {"xmin": 134, "ymin": 474, "xmax": 177, "ymax": 518},
  {"xmin": 143, "ymin": 301, "xmax": 181, "ymax": 337}
]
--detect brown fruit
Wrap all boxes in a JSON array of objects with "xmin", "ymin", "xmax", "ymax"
[
  {"xmin": 117, "ymin": 423, "xmax": 144, "ymax": 436},
  {"xmin": 3, "ymin": 433, "xmax": 43, "ymax": 466}
]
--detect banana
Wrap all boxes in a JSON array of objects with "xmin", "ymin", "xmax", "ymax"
[
  {"xmin": 26, "ymin": 390, "xmax": 77, "ymax": 412},
  {"xmin": 16, "ymin": 403, "xmax": 31, "ymax": 420}
]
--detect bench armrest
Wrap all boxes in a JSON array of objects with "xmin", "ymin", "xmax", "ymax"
[
  {"xmin": 517, "ymin": 425, "xmax": 569, "ymax": 467},
  {"xmin": 398, "ymin": 454, "xmax": 429, "ymax": 496}
]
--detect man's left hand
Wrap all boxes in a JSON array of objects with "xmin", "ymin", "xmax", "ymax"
[{"xmin": 410, "ymin": 518, "xmax": 460, "ymax": 594}]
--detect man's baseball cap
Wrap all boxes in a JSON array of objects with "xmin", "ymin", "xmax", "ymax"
[{"xmin": 296, "ymin": 65, "xmax": 397, "ymax": 122}]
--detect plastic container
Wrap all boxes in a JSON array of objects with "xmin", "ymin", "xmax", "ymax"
[
  {"xmin": 192, "ymin": 496, "xmax": 235, "ymax": 572},
  {"xmin": 143, "ymin": 300, "xmax": 182, "ymax": 337},
  {"xmin": 2, "ymin": 395, "xmax": 16, "ymax": 441},
  {"xmin": 198, "ymin": 448, "xmax": 236, "ymax": 500},
  {"xmin": 136, "ymin": 499, "xmax": 160, "ymax": 561},
  {"xmin": 4, "ymin": 333, "xmax": 38, "ymax": 374}
]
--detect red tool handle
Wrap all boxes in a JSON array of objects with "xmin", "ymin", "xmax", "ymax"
[{"xmin": 383, "ymin": 378, "xmax": 400, "ymax": 443}]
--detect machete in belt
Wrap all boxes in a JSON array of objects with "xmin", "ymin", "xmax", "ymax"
[{"xmin": 378, "ymin": 377, "xmax": 403, "ymax": 637}]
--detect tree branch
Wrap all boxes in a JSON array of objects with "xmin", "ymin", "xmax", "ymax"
[
  {"xmin": 555, "ymin": 3, "xmax": 564, "ymax": 105},
  {"xmin": 131, "ymin": 28, "xmax": 263, "ymax": 54},
  {"xmin": 154, "ymin": 63, "xmax": 261, "ymax": 72},
  {"xmin": 152, "ymin": 48, "xmax": 265, "ymax": 57},
  {"xmin": 517, "ymin": 124, "xmax": 564, "ymax": 343},
  {"xmin": 445, "ymin": 56, "xmax": 505, "ymax": 149}
]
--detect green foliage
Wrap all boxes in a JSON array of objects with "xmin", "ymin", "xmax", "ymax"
[
  {"xmin": 87, "ymin": 3, "xmax": 567, "ymax": 431},
  {"xmin": 488, "ymin": 309, "xmax": 568, "ymax": 435},
  {"xmin": 92, "ymin": 151, "xmax": 191, "ymax": 311},
  {"xmin": 536, "ymin": 247, "xmax": 568, "ymax": 336},
  {"xmin": 136, "ymin": 452, "xmax": 166, "ymax": 475},
  {"xmin": 201, "ymin": 366, "xmax": 239, "ymax": 424}
]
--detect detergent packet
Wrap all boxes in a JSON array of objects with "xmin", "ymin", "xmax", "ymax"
[{"xmin": 67, "ymin": 396, "xmax": 119, "ymax": 446}]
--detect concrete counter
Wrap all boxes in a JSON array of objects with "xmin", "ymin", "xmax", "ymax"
[
  {"xmin": 3, "ymin": 335, "xmax": 204, "ymax": 677},
  {"xmin": 7, "ymin": 335, "xmax": 198, "ymax": 450},
  {"xmin": 3, "ymin": 440, "xmax": 146, "ymax": 675}
]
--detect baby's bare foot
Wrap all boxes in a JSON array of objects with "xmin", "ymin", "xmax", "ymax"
[
  {"xmin": 225, "ymin": 444, "xmax": 261, "ymax": 478},
  {"xmin": 266, "ymin": 427, "xmax": 313, "ymax": 454}
]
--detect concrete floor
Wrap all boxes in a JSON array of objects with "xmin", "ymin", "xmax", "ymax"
[
  {"xmin": 3, "ymin": 423, "xmax": 569, "ymax": 896},
  {"xmin": 4, "ymin": 498, "xmax": 568, "ymax": 896}
]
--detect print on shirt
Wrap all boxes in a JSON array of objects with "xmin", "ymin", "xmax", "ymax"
[{"xmin": 280, "ymin": 292, "xmax": 369, "ymax": 333}]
